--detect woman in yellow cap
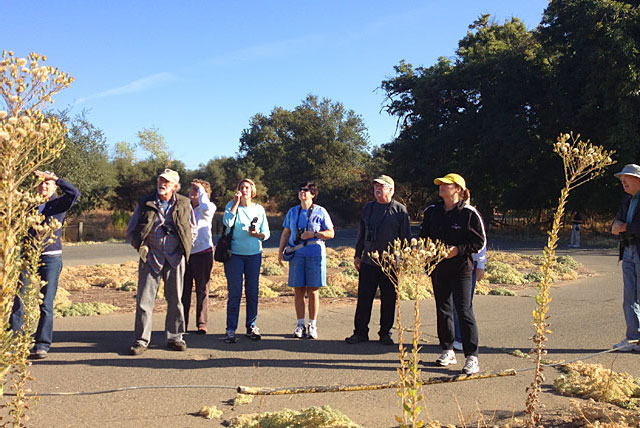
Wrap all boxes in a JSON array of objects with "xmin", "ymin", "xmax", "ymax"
[{"xmin": 419, "ymin": 173, "xmax": 486, "ymax": 374}]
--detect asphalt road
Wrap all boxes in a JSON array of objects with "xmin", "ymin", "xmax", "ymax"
[{"xmin": 24, "ymin": 242, "xmax": 637, "ymax": 427}]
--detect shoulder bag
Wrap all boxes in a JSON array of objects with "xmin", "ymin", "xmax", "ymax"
[{"xmin": 214, "ymin": 216, "xmax": 236, "ymax": 263}]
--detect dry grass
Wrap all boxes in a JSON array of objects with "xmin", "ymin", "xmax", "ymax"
[
  {"xmin": 554, "ymin": 362, "xmax": 640, "ymax": 409},
  {"xmin": 568, "ymin": 399, "xmax": 640, "ymax": 428},
  {"xmin": 228, "ymin": 406, "xmax": 362, "ymax": 428},
  {"xmin": 55, "ymin": 247, "xmax": 588, "ymax": 317},
  {"xmin": 59, "ymin": 261, "xmax": 138, "ymax": 291}
]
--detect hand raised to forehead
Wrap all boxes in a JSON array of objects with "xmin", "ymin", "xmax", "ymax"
[{"xmin": 35, "ymin": 170, "xmax": 58, "ymax": 181}]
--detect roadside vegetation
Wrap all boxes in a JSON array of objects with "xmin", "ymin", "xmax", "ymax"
[{"xmin": 56, "ymin": 247, "xmax": 589, "ymax": 316}]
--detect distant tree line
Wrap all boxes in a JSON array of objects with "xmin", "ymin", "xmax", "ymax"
[
  {"xmin": 47, "ymin": 0, "xmax": 640, "ymax": 227},
  {"xmin": 380, "ymin": 0, "xmax": 640, "ymax": 220}
]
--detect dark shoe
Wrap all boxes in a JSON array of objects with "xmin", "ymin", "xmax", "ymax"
[
  {"xmin": 379, "ymin": 334, "xmax": 394, "ymax": 345},
  {"xmin": 196, "ymin": 327, "xmax": 207, "ymax": 335},
  {"xmin": 30, "ymin": 349, "xmax": 48, "ymax": 360},
  {"xmin": 225, "ymin": 331, "xmax": 238, "ymax": 343},
  {"xmin": 130, "ymin": 343, "xmax": 147, "ymax": 356},
  {"xmin": 246, "ymin": 326, "xmax": 261, "ymax": 341},
  {"xmin": 345, "ymin": 334, "xmax": 369, "ymax": 344},
  {"xmin": 167, "ymin": 340, "xmax": 187, "ymax": 351}
]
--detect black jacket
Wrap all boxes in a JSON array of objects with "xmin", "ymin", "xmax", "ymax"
[
  {"xmin": 615, "ymin": 194, "xmax": 640, "ymax": 260},
  {"xmin": 355, "ymin": 199, "xmax": 411, "ymax": 266},
  {"xmin": 419, "ymin": 200, "xmax": 485, "ymax": 276}
]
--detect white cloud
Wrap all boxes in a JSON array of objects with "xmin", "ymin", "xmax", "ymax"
[{"xmin": 75, "ymin": 72, "xmax": 177, "ymax": 104}]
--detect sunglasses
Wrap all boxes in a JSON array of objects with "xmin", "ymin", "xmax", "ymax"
[{"xmin": 299, "ymin": 188, "xmax": 311, "ymax": 192}]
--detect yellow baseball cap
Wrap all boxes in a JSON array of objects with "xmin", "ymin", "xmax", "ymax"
[{"xmin": 434, "ymin": 173, "xmax": 466, "ymax": 190}]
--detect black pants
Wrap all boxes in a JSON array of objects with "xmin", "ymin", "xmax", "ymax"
[
  {"xmin": 432, "ymin": 270, "xmax": 478, "ymax": 357},
  {"xmin": 353, "ymin": 262, "xmax": 396, "ymax": 338},
  {"xmin": 182, "ymin": 250, "xmax": 213, "ymax": 330}
]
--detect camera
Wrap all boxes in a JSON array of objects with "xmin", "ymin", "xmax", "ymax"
[
  {"xmin": 365, "ymin": 226, "xmax": 377, "ymax": 242},
  {"xmin": 161, "ymin": 223, "xmax": 175, "ymax": 235},
  {"xmin": 294, "ymin": 228, "xmax": 305, "ymax": 245},
  {"xmin": 249, "ymin": 217, "xmax": 258, "ymax": 232}
]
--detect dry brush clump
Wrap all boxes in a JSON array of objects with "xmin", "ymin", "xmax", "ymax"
[
  {"xmin": 0, "ymin": 50, "xmax": 73, "ymax": 425},
  {"xmin": 554, "ymin": 362, "xmax": 639, "ymax": 410},
  {"xmin": 570, "ymin": 398, "xmax": 640, "ymax": 428},
  {"xmin": 228, "ymin": 405, "xmax": 362, "ymax": 428}
]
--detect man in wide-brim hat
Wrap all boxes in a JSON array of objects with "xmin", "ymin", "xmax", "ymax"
[{"xmin": 611, "ymin": 164, "xmax": 640, "ymax": 352}]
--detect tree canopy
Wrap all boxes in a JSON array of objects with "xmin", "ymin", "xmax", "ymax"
[
  {"xmin": 381, "ymin": 0, "xmax": 640, "ymax": 217},
  {"xmin": 239, "ymin": 95, "xmax": 372, "ymax": 222}
]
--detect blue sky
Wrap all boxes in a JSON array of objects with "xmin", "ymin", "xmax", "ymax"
[{"xmin": 3, "ymin": 1, "xmax": 548, "ymax": 169}]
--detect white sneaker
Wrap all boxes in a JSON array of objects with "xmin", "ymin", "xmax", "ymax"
[
  {"xmin": 307, "ymin": 324, "xmax": 318, "ymax": 340},
  {"xmin": 613, "ymin": 339, "xmax": 640, "ymax": 352},
  {"xmin": 462, "ymin": 355, "xmax": 480, "ymax": 374},
  {"xmin": 453, "ymin": 340, "xmax": 463, "ymax": 351},
  {"xmin": 435, "ymin": 350, "xmax": 457, "ymax": 366},
  {"xmin": 293, "ymin": 325, "xmax": 306, "ymax": 339}
]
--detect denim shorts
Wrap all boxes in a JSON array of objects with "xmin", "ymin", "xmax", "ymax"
[{"xmin": 288, "ymin": 255, "xmax": 326, "ymax": 288}]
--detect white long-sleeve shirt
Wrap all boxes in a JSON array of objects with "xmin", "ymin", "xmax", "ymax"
[{"xmin": 191, "ymin": 187, "xmax": 216, "ymax": 254}]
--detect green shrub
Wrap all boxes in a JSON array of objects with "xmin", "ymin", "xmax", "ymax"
[
  {"xmin": 325, "ymin": 256, "xmax": 341, "ymax": 268},
  {"xmin": 524, "ymin": 271, "xmax": 545, "ymax": 283},
  {"xmin": 342, "ymin": 267, "xmax": 359, "ymax": 277},
  {"xmin": 232, "ymin": 394, "xmax": 254, "ymax": 406},
  {"xmin": 529, "ymin": 255, "xmax": 545, "ymax": 265},
  {"xmin": 319, "ymin": 284, "xmax": 349, "ymax": 297},
  {"xmin": 338, "ymin": 260, "xmax": 352, "ymax": 267},
  {"xmin": 112, "ymin": 210, "xmax": 131, "ymax": 230},
  {"xmin": 120, "ymin": 280, "xmax": 137, "ymax": 291},
  {"xmin": 552, "ymin": 262, "xmax": 573, "ymax": 275},
  {"xmin": 55, "ymin": 302, "xmax": 119, "ymax": 317},
  {"xmin": 489, "ymin": 287, "xmax": 517, "ymax": 296},
  {"xmin": 396, "ymin": 275, "xmax": 432, "ymax": 300},
  {"xmin": 262, "ymin": 263, "xmax": 284, "ymax": 276},
  {"xmin": 557, "ymin": 255, "xmax": 580, "ymax": 269},
  {"xmin": 259, "ymin": 283, "xmax": 280, "ymax": 298},
  {"xmin": 485, "ymin": 261, "xmax": 527, "ymax": 285}
]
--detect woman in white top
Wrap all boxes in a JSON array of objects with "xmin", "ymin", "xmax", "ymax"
[{"xmin": 181, "ymin": 179, "xmax": 216, "ymax": 334}]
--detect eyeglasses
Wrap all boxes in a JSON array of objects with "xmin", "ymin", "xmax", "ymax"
[{"xmin": 299, "ymin": 188, "xmax": 310, "ymax": 192}]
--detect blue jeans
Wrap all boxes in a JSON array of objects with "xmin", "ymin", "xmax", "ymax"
[
  {"xmin": 621, "ymin": 246, "xmax": 640, "ymax": 340},
  {"xmin": 10, "ymin": 254, "xmax": 63, "ymax": 352},
  {"xmin": 224, "ymin": 253, "xmax": 262, "ymax": 333},
  {"xmin": 454, "ymin": 261, "xmax": 477, "ymax": 344}
]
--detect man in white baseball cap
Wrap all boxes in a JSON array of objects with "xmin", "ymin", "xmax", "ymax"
[
  {"xmin": 611, "ymin": 164, "xmax": 640, "ymax": 352},
  {"xmin": 126, "ymin": 169, "xmax": 197, "ymax": 355}
]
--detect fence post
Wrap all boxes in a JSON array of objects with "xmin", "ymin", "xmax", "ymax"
[{"xmin": 78, "ymin": 222, "xmax": 83, "ymax": 242}]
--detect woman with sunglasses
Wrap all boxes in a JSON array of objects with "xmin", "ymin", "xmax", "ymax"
[
  {"xmin": 222, "ymin": 178, "xmax": 270, "ymax": 343},
  {"xmin": 278, "ymin": 182, "xmax": 334, "ymax": 339}
]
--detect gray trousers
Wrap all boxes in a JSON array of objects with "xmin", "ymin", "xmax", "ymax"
[{"xmin": 134, "ymin": 257, "xmax": 186, "ymax": 346}]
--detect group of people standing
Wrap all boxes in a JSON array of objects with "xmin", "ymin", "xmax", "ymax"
[
  {"xmin": 10, "ymin": 163, "xmax": 639, "ymax": 368},
  {"xmin": 345, "ymin": 173, "xmax": 486, "ymax": 375},
  {"xmin": 120, "ymin": 169, "xmax": 487, "ymax": 374}
]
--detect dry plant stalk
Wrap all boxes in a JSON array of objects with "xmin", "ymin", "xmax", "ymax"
[
  {"xmin": 0, "ymin": 50, "xmax": 73, "ymax": 426},
  {"xmin": 524, "ymin": 133, "xmax": 615, "ymax": 427},
  {"xmin": 370, "ymin": 237, "xmax": 449, "ymax": 428}
]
